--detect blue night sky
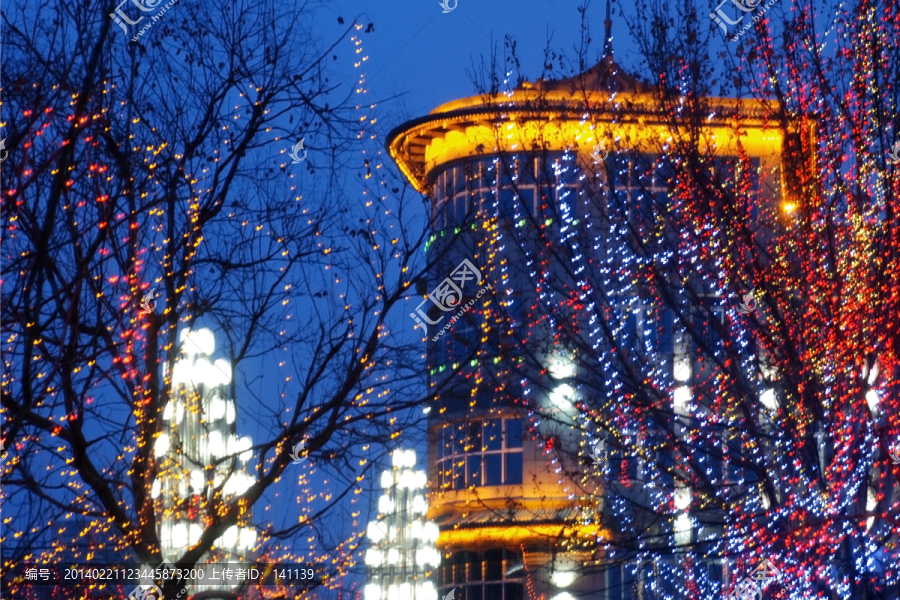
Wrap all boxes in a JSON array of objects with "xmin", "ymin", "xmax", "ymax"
[{"xmin": 321, "ymin": 0, "xmax": 648, "ymax": 120}]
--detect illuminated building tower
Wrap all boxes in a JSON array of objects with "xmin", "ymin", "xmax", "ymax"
[
  {"xmin": 365, "ymin": 449, "xmax": 441, "ymax": 600},
  {"xmin": 385, "ymin": 2, "xmax": 788, "ymax": 599},
  {"xmin": 157, "ymin": 328, "xmax": 257, "ymax": 589}
]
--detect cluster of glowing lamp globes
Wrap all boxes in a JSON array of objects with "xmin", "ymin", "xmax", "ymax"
[
  {"xmin": 365, "ymin": 450, "xmax": 441, "ymax": 600},
  {"xmin": 152, "ymin": 328, "xmax": 259, "ymax": 556}
]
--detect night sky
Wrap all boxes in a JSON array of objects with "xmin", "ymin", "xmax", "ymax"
[{"xmin": 323, "ymin": 0, "xmax": 648, "ymax": 120}]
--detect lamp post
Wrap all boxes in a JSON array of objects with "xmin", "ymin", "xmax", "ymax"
[
  {"xmin": 365, "ymin": 449, "xmax": 440, "ymax": 600},
  {"xmin": 156, "ymin": 328, "xmax": 257, "ymax": 593}
]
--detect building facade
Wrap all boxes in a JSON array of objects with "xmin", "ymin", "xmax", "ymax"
[{"xmin": 386, "ymin": 5, "xmax": 789, "ymax": 599}]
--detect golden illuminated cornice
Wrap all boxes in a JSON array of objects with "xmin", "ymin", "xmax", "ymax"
[
  {"xmin": 427, "ymin": 494, "xmax": 579, "ymax": 519},
  {"xmin": 437, "ymin": 523, "xmax": 607, "ymax": 549},
  {"xmin": 386, "ymin": 83, "xmax": 783, "ymax": 194}
]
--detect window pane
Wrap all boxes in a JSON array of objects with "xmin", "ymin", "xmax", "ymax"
[
  {"xmin": 622, "ymin": 307, "xmax": 638, "ymax": 345},
  {"xmin": 505, "ymin": 583, "xmax": 523, "ymax": 600},
  {"xmin": 505, "ymin": 453, "xmax": 522, "ymax": 485},
  {"xmin": 633, "ymin": 189, "xmax": 654, "ymax": 221},
  {"xmin": 467, "ymin": 455, "xmax": 482, "ymax": 487},
  {"xmin": 484, "ymin": 454, "xmax": 502, "ymax": 485},
  {"xmin": 499, "ymin": 161, "xmax": 515, "ymax": 187},
  {"xmin": 453, "ymin": 460, "xmax": 465, "ymax": 490},
  {"xmin": 485, "ymin": 584, "xmax": 503, "ymax": 600},
  {"xmin": 444, "ymin": 171, "xmax": 455, "ymax": 200},
  {"xmin": 468, "ymin": 421, "xmax": 483, "ymax": 451},
  {"xmin": 451, "ymin": 324, "xmax": 475, "ymax": 365},
  {"xmin": 484, "ymin": 420, "xmax": 502, "ymax": 450},
  {"xmin": 710, "ymin": 444, "xmax": 724, "ymax": 485},
  {"xmin": 453, "ymin": 424, "xmax": 465, "ymax": 455},
  {"xmin": 643, "ymin": 308, "xmax": 657, "ymax": 353},
  {"xmin": 657, "ymin": 444, "xmax": 674, "ymax": 487},
  {"xmin": 483, "ymin": 161, "xmax": 498, "ymax": 187},
  {"xmin": 660, "ymin": 309, "xmax": 674, "ymax": 355},
  {"xmin": 656, "ymin": 190, "xmax": 670, "ymax": 215},
  {"xmin": 484, "ymin": 550, "xmax": 503, "ymax": 580},
  {"xmin": 519, "ymin": 189, "xmax": 535, "ymax": 218},
  {"xmin": 506, "ymin": 420, "xmax": 522, "ymax": 448},
  {"xmin": 434, "ymin": 172, "xmax": 444, "ymax": 201},
  {"xmin": 438, "ymin": 336, "xmax": 450, "ymax": 367},
  {"xmin": 454, "ymin": 195, "xmax": 467, "ymax": 225},
  {"xmin": 641, "ymin": 563, "xmax": 655, "ymax": 597},
  {"xmin": 608, "ymin": 564, "xmax": 623, "ymax": 600},
  {"xmin": 454, "ymin": 166, "xmax": 467, "ymax": 195},
  {"xmin": 467, "ymin": 587, "xmax": 483, "ymax": 600},
  {"xmin": 608, "ymin": 188, "xmax": 628, "ymax": 221},
  {"xmin": 499, "ymin": 189, "xmax": 517, "ymax": 219},
  {"xmin": 470, "ymin": 554, "xmax": 482, "ymax": 581},
  {"xmin": 626, "ymin": 442, "xmax": 639, "ymax": 480},
  {"xmin": 454, "ymin": 552, "xmax": 467, "ymax": 584}
]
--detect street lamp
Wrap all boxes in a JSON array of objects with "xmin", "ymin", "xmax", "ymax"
[{"xmin": 365, "ymin": 449, "xmax": 439, "ymax": 600}]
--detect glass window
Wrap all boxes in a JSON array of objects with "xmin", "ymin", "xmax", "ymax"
[
  {"xmin": 453, "ymin": 459, "xmax": 465, "ymax": 490},
  {"xmin": 709, "ymin": 444, "xmax": 724, "ymax": 485},
  {"xmin": 506, "ymin": 420, "xmax": 522, "ymax": 448},
  {"xmin": 469, "ymin": 552, "xmax": 482, "ymax": 581},
  {"xmin": 657, "ymin": 442, "xmax": 674, "ymax": 487},
  {"xmin": 467, "ymin": 455, "xmax": 482, "ymax": 486},
  {"xmin": 454, "ymin": 552, "xmax": 467, "ymax": 584},
  {"xmin": 608, "ymin": 564, "xmax": 623, "ymax": 600},
  {"xmin": 468, "ymin": 421, "xmax": 483, "ymax": 451},
  {"xmin": 433, "ymin": 172, "xmax": 444, "ymax": 201},
  {"xmin": 520, "ymin": 189, "xmax": 536, "ymax": 218},
  {"xmin": 694, "ymin": 305, "xmax": 723, "ymax": 352},
  {"xmin": 436, "ymin": 418, "xmax": 524, "ymax": 489},
  {"xmin": 484, "ymin": 550, "xmax": 504, "ymax": 581},
  {"xmin": 454, "ymin": 166, "xmax": 468, "ymax": 196},
  {"xmin": 484, "ymin": 419, "xmax": 502, "ymax": 450},
  {"xmin": 484, "ymin": 454, "xmax": 502, "ymax": 485},
  {"xmin": 505, "ymin": 583, "xmax": 523, "ymax": 600},
  {"xmin": 440, "ymin": 550, "xmax": 523, "ymax": 600},
  {"xmin": 453, "ymin": 195, "xmax": 467, "ymax": 225},
  {"xmin": 452, "ymin": 424, "xmax": 465, "ymax": 455},
  {"xmin": 504, "ymin": 453, "xmax": 522, "ymax": 484},
  {"xmin": 659, "ymin": 309, "xmax": 675, "ymax": 355},
  {"xmin": 499, "ymin": 189, "xmax": 517, "ymax": 219},
  {"xmin": 623, "ymin": 307, "xmax": 638, "ymax": 344},
  {"xmin": 634, "ymin": 189, "xmax": 654, "ymax": 221},
  {"xmin": 442, "ymin": 170, "xmax": 455, "ymax": 200},
  {"xmin": 485, "ymin": 584, "xmax": 503, "ymax": 600}
]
